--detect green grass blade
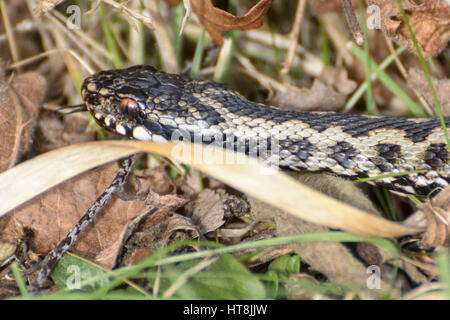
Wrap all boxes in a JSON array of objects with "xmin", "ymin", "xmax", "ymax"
[
  {"xmin": 344, "ymin": 46, "xmax": 406, "ymax": 112},
  {"xmin": 99, "ymin": 3, "xmax": 123, "ymax": 69},
  {"xmin": 393, "ymin": 0, "xmax": 449, "ymax": 148},
  {"xmin": 348, "ymin": 43, "xmax": 426, "ymax": 117},
  {"xmin": 190, "ymin": 27, "xmax": 205, "ymax": 79},
  {"xmin": 11, "ymin": 262, "xmax": 29, "ymax": 297}
]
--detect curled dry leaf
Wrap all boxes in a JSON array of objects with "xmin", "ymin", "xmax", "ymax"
[
  {"xmin": 417, "ymin": 186, "xmax": 450, "ymax": 247},
  {"xmin": 367, "ymin": 0, "xmax": 450, "ymax": 58},
  {"xmin": 188, "ymin": 0, "xmax": 274, "ymax": 45},
  {"xmin": 117, "ymin": 189, "xmax": 189, "ymax": 256},
  {"xmin": 100, "ymin": 190, "xmax": 189, "ymax": 268},
  {"xmin": 407, "ymin": 68, "xmax": 450, "ymax": 116},
  {"xmin": 175, "ymin": 169, "xmax": 203, "ymax": 197},
  {"xmin": 120, "ymin": 209, "xmax": 198, "ymax": 267},
  {"xmin": 0, "ymin": 71, "xmax": 46, "ymax": 173}
]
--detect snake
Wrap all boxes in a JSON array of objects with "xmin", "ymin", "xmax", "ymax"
[{"xmin": 79, "ymin": 65, "xmax": 449, "ymax": 196}]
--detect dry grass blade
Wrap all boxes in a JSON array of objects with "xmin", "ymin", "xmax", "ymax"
[
  {"xmin": 0, "ymin": 141, "xmax": 423, "ymax": 238},
  {"xmin": 0, "ymin": 143, "xmax": 136, "ymax": 217},
  {"xmin": 32, "ymin": 0, "xmax": 65, "ymax": 17}
]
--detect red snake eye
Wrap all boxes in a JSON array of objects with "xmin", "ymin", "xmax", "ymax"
[{"xmin": 120, "ymin": 98, "xmax": 140, "ymax": 117}]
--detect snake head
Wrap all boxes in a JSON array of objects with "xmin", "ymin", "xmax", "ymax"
[{"xmin": 81, "ymin": 65, "xmax": 174, "ymax": 141}]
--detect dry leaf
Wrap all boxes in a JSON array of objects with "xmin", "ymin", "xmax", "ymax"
[
  {"xmin": 271, "ymin": 80, "xmax": 347, "ymax": 112},
  {"xmin": 136, "ymin": 166, "xmax": 176, "ymax": 195},
  {"xmin": 37, "ymin": 112, "xmax": 96, "ymax": 153},
  {"xmin": 0, "ymin": 163, "xmax": 149, "ymax": 263},
  {"xmin": 120, "ymin": 211, "xmax": 198, "ymax": 267},
  {"xmin": 188, "ymin": 188, "xmax": 228, "ymax": 234},
  {"xmin": 95, "ymin": 206, "xmax": 156, "ymax": 269},
  {"xmin": 407, "ymin": 68, "xmax": 450, "ymax": 116},
  {"xmin": 115, "ymin": 190, "xmax": 191, "ymax": 267},
  {"xmin": 0, "ymin": 71, "xmax": 46, "ymax": 173},
  {"xmin": 418, "ymin": 186, "xmax": 450, "ymax": 247},
  {"xmin": 367, "ymin": 0, "xmax": 450, "ymax": 58},
  {"xmin": 189, "ymin": 0, "xmax": 274, "ymax": 45}
]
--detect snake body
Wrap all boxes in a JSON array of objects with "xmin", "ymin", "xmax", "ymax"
[{"xmin": 81, "ymin": 65, "xmax": 449, "ymax": 196}]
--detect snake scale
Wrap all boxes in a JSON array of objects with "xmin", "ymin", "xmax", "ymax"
[{"xmin": 80, "ymin": 65, "xmax": 450, "ymax": 196}]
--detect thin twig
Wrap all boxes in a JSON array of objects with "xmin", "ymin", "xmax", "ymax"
[
  {"xmin": 0, "ymin": 0, "xmax": 20, "ymax": 62},
  {"xmin": 27, "ymin": 155, "xmax": 137, "ymax": 294},
  {"xmin": 280, "ymin": 0, "xmax": 306, "ymax": 75},
  {"xmin": 341, "ymin": 0, "xmax": 363, "ymax": 45}
]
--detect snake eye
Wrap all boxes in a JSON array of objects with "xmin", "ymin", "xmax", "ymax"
[{"xmin": 120, "ymin": 98, "xmax": 140, "ymax": 118}]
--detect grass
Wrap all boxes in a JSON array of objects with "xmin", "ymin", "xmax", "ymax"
[{"xmin": 21, "ymin": 232, "xmax": 399, "ymax": 299}]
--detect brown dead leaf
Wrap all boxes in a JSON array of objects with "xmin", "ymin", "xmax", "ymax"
[
  {"xmin": 0, "ymin": 163, "xmax": 149, "ymax": 264},
  {"xmin": 190, "ymin": 0, "xmax": 274, "ymax": 45},
  {"xmin": 119, "ymin": 209, "xmax": 198, "ymax": 267},
  {"xmin": 100, "ymin": 184, "xmax": 189, "ymax": 267},
  {"xmin": 188, "ymin": 189, "xmax": 228, "ymax": 234},
  {"xmin": 310, "ymin": 0, "xmax": 362, "ymax": 14},
  {"xmin": 418, "ymin": 186, "xmax": 450, "ymax": 247},
  {"xmin": 136, "ymin": 166, "xmax": 176, "ymax": 195},
  {"xmin": 367, "ymin": 0, "xmax": 450, "ymax": 58},
  {"xmin": 128, "ymin": 248, "xmax": 153, "ymax": 265},
  {"xmin": 0, "ymin": 70, "xmax": 46, "ymax": 173},
  {"xmin": 407, "ymin": 68, "xmax": 450, "ymax": 116},
  {"xmin": 175, "ymin": 169, "xmax": 204, "ymax": 197},
  {"xmin": 37, "ymin": 111, "xmax": 96, "ymax": 153},
  {"xmin": 271, "ymin": 80, "xmax": 347, "ymax": 112}
]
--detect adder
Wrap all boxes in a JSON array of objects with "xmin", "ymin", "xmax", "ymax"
[{"xmin": 78, "ymin": 65, "xmax": 450, "ymax": 196}]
